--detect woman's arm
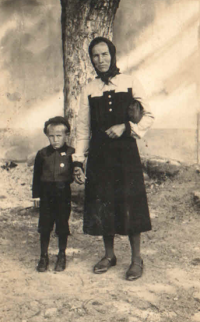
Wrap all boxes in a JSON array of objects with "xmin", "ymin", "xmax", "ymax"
[
  {"xmin": 128, "ymin": 77, "xmax": 154, "ymax": 139},
  {"xmin": 73, "ymin": 86, "xmax": 91, "ymax": 165},
  {"xmin": 105, "ymin": 77, "xmax": 154, "ymax": 139}
]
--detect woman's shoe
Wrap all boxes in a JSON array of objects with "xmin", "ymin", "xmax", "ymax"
[
  {"xmin": 126, "ymin": 259, "xmax": 143, "ymax": 280},
  {"xmin": 93, "ymin": 256, "xmax": 117, "ymax": 274}
]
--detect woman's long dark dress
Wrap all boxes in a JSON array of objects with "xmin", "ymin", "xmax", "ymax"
[{"xmin": 83, "ymin": 81, "xmax": 152, "ymax": 236}]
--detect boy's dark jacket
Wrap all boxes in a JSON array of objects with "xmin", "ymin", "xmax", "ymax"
[{"xmin": 32, "ymin": 143, "xmax": 75, "ymax": 198}]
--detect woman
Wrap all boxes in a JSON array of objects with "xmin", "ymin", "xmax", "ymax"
[{"xmin": 73, "ymin": 37, "xmax": 154, "ymax": 280}]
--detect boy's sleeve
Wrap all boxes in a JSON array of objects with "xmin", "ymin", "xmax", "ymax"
[{"xmin": 32, "ymin": 151, "xmax": 43, "ymax": 198}]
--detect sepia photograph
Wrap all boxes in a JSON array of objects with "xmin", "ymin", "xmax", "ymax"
[{"xmin": 0, "ymin": 0, "xmax": 199, "ymax": 321}]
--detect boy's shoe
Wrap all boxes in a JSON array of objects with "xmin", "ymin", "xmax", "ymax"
[
  {"xmin": 37, "ymin": 255, "xmax": 49, "ymax": 272},
  {"xmin": 55, "ymin": 251, "xmax": 66, "ymax": 272}
]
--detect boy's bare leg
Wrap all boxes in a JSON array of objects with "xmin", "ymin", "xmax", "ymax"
[{"xmin": 126, "ymin": 233, "xmax": 143, "ymax": 280}]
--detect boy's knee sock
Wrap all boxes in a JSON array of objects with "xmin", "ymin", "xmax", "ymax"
[
  {"xmin": 58, "ymin": 234, "xmax": 68, "ymax": 253},
  {"xmin": 40, "ymin": 232, "xmax": 50, "ymax": 256}
]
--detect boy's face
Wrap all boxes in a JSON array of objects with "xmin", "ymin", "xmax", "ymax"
[{"xmin": 47, "ymin": 124, "xmax": 67, "ymax": 149}]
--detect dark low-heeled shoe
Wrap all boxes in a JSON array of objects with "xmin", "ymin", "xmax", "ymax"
[
  {"xmin": 93, "ymin": 256, "xmax": 117, "ymax": 274},
  {"xmin": 37, "ymin": 255, "xmax": 49, "ymax": 272},
  {"xmin": 126, "ymin": 259, "xmax": 143, "ymax": 281},
  {"xmin": 55, "ymin": 252, "xmax": 66, "ymax": 272}
]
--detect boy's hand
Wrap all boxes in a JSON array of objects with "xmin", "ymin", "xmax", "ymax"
[
  {"xmin": 73, "ymin": 167, "xmax": 85, "ymax": 185},
  {"xmin": 105, "ymin": 124, "xmax": 126, "ymax": 138},
  {"xmin": 33, "ymin": 198, "xmax": 40, "ymax": 208}
]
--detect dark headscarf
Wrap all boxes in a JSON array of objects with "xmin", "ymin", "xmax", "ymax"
[{"xmin": 88, "ymin": 37, "xmax": 120, "ymax": 85}]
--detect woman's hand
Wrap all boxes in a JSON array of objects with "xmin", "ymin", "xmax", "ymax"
[
  {"xmin": 105, "ymin": 124, "xmax": 126, "ymax": 138},
  {"xmin": 73, "ymin": 167, "xmax": 86, "ymax": 185}
]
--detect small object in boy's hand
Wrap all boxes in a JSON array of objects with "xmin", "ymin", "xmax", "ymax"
[
  {"xmin": 33, "ymin": 199, "xmax": 40, "ymax": 208},
  {"xmin": 127, "ymin": 98, "xmax": 144, "ymax": 124},
  {"xmin": 73, "ymin": 167, "xmax": 86, "ymax": 185}
]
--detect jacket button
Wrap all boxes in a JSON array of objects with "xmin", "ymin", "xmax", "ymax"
[
  {"xmin": 60, "ymin": 163, "xmax": 65, "ymax": 168},
  {"xmin": 109, "ymin": 108, "xmax": 112, "ymax": 112},
  {"xmin": 109, "ymin": 101, "xmax": 112, "ymax": 105},
  {"xmin": 108, "ymin": 95, "xmax": 111, "ymax": 98}
]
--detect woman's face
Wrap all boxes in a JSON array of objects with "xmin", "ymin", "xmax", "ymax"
[{"xmin": 91, "ymin": 42, "xmax": 111, "ymax": 73}]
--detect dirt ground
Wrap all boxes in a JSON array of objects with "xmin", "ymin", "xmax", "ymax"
[{"xmin": 1, "ymin": 161, "xmax": 200, "ymax": 322}]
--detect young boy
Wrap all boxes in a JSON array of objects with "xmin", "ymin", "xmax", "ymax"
[{"xmin": 32, "ymin": 116, "xmax": 74, "ymax": 272}]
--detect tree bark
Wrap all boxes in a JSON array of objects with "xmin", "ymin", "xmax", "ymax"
[{"xmin": 60, "ymin": 0, "xmax": 120, "ymax": 145}]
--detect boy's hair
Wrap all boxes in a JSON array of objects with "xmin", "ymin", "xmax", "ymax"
[{"xmin": 44, "ymin": 116, "xmax": 70, "ymax": 135}]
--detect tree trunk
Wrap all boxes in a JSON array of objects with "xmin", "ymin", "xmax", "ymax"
[{"xmin": 60, "ymin": 0, "xmax": 120, "ymax": 145}]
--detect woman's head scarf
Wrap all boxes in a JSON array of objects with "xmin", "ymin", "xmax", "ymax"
[{"xmin": 88, "ymin": 37, "xmax": 120, "ymax": 85}]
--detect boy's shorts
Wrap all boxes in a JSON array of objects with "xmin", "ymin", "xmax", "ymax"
[{"xmin": 38, "ymin": 182, "xmax": 71, "ymax": 235}]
